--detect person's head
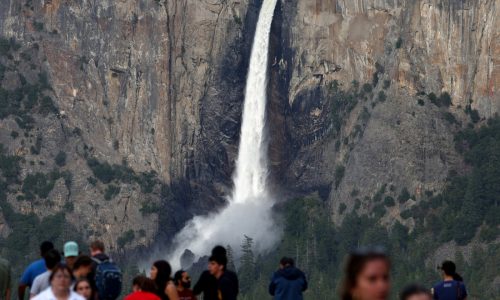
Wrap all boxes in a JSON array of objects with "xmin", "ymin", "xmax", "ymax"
[
  {"xmin": 49, "ymin": 264, "xmax": 75, "ymax": 294},
  {"xmin": 208, "ymin": 254, "xmax": 227, "ymax": 278},
  {"xmin": 73, "ymin": 278, "xmax": 93, "ymax": 300},
  {"xmin": 438, "ymin": 260, "xmax": 462, "ymax": 281},
  {"xmin": 72, "ymin": 255, "xmax": 93, "ymax": 278},
  {"xmin": 151, "ymin": 260, "xmax": 172, "ymax": 289},
  {"xmin": 40, "ymin": 241, "xmax": 54, "ymax": 257},
  {"xmin": 400, "ymin": 285, "xmax": 432, "ymax": 300},
  {"xmin": 211, "ymin": 245, "xmax": 227, "ymax": 257},
  {"xmin": 44, "ymin": 249, "xmax": 62, "ymax": 271},
  {"xmin": 279, "ymin": 257, "xmax": 294, "ymax": 269},
  {"xmin": 132, "ymin": 276, "xmax": 147, "ymax": 292},
  {"xmin": 340, "ymin": 248, "xmax": 391, "ymax": 300},
  {"xmin": 90, "ymin": 240, "xmax": 105, "ymax": 256},
  {"xmin": 63, "ymin": 241, "xmax": 79, "ymax": 269},
  {"xmin": 174, "ymin": 270, "xmax": 191, "ymax": 289}
]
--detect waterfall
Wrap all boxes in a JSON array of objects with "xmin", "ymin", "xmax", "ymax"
[{"xmin": 168, "ymin": 0, "xmax": 279, "ymax": 266}]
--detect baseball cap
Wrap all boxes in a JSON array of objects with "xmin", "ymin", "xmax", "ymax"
[{"xmin": 64, "ymin": 241, "xmax": 79, "ymax": 257}]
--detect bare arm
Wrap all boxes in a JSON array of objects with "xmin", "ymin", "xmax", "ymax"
[
  {"xmin": 165, "ymin": 282, "xmax": 179, "ymax": 300},
  {"xmin": 5, "ymin": 288, "xmax": 11, "ymax": 300}
]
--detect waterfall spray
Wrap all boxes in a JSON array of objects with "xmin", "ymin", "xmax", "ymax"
[{"xmin": 168, "ymin": 0, "xmax": 279, "ymax": 267}]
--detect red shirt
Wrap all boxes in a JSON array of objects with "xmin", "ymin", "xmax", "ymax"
[
  {"xmin": 124, "ymin": 291, "xmax": 161, "ymax": 300},
  {"xmin": 178, "ymin": 289, "xmax": 197, "ymax": 300}
]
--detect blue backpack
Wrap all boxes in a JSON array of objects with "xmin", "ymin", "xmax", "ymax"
[{"xmin": 93, "ymin": 258, "xmax": 122, "ymax": 300}]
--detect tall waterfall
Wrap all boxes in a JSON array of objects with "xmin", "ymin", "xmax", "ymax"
[{"xmin": 169, "ymin": 0, "xmax": 279, "ymax": 266}]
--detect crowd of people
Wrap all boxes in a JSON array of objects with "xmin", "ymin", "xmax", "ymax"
[{"xmin": 0, "ymin": 241, "xmax": 468, "ymax": 300}]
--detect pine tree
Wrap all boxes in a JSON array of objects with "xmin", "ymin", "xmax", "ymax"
[
  {"xmin": 226, "ymin": 244, "xmax": 236, "ymax": 271},
  {"xmin": 239, "ymin": 235, "xmax": 255, "ymax": 293}
]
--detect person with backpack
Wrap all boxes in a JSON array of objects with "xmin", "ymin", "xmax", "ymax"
[
  {"xmin": 268, "ymin": 257, "xmax": 307, "ymax": 300},
  {"xmin": 89, "ymin": 241, "xmax": 122, "ymax": 300},
  {"xmin": 432, "ymin": 261, "xmax": 467, "ymax": 300},
  {"xmin": 18, "ymin": 241, "xmax": 54, "ymax": 300}
]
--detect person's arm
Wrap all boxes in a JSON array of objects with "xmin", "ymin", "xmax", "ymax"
[
  {"xmin": 165, "ymin": 282, "xmax": 179, "ymax": 300},
  {"xmin": 268, "ymin": 274, "xmax": 276, "ymax": 296},
  {"xmin": 192, "ymin": 272, "xmax": 207, "ymax": 296},
  {"xmin": 18, "ymin": 284, "xmax": 28, "ymax": 300},
  {"xmin": 302, "ymin": 273, "xmax": 308, "ymax": 292}
]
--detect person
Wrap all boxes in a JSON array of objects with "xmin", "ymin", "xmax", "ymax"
[
  {"xmin": 73, "ymin": 279, "xmax": 93, "ymax": 300},
  {"xmin": 268, "ymin": 257, "xmax": 307, "ymax": 300},
  {"xmin": 32, "ymin": 264, "xmax": 84, "ymax": 300},
  {"xmin": 208, "ymin": 253, "xmax": 238, "ymax": 300},
  {"xmin": 193, "ymin": 246, "xmax": 238, "ymax": 300},
  {"xmin": 174, "ymin": 270, "xmax": 196, "ymax": 300},
  {"xmin": 340, "ymin": 247, "xmax": 391, "ymax": 300},
  {"xmin": 89, "ymin": 240, "xmax": 122, "ymax": 300},
  {"xmin": 18, "ymin": 241, "xmax": 54, "ymax": 300},
  {"xmin": 125, "ymin": 276, "xmax": 160, "ymax": 300},
  {"xmin": 0, "ymin": 255, "xmax": 11, "ymax": 300},
  {"xmin": 72, "ymin": 256, "xmax": 93, "ymax": 280},
  {"xmin": 64, "ymin": 242, "xmax": 80, "ymax": 270},
  {"xmin": 401, "ymin": 285, "xmax": 432, "ymax": 300},
  {"xmin": 150, "ymin": 260, "xmax": 179, "ymax": 300},
  {"xmin": 30, "ymin": 249, "xmax": 62, "ymax": 297},
  {"xmin": 432, "ymin": 261, "xmax": 467, "ymax": 300}
]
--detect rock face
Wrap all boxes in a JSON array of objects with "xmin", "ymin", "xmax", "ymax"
[{"xmin": 0, "ymin": 0, "xmax": 498, "ymax": 259}]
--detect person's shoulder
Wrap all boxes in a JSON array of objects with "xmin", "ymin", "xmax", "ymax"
[
  {"xmin": 32, "ymin": 288, "xmax": 52, "ymax": 300},
  {"xmin": 70, "ymin": 290, "xmax": 86, "ymax": 300},
  {"xmin": 28, "ymin": 259, "xmax": 45, "ymax": 270}
]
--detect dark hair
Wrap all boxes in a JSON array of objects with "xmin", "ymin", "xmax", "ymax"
[
  {"xmin": 209, "ymin": 254, "xmax": 227, "ymax": 269},
  {"xmin": 40, "ymin": 241, "xmax": 54, "ymax": 256},
  {"xmin": 132, "ymin": 276, "xmax": 157, "ymax": 294},
  {"xmin": 439, "ymin": 260, "xmax": 463, "ymax": 281},
  {"xmin": 73, "ymin": 278, "xmax": 92, "ymax": 292},
  {"xmin": 90, "ymin": 240, "xmax": 105, "ymax": 252},
  {"xmin": 340, "ymin": 248, "xmax": 390, "ymax": 300},
  {"xmin": 44, "ymin": 249, "xmax": 62, "ymax": 270},
  {"xmin": 173, "ymin": 270, "xmax": 185, "ymax": 285},
  {"xmin": 400, "ymin": 284, "xmax": 431, "ymax": 300},
  {"xmin": 49, "ymin": 263, "xmax": 75, "ymax": 283},
  {"xmin": 212, "ymin": 245, "xmax": 227, "ymax": 257},
  {"xmin": 153, "ymin": 260, "xmax": 172, "ymax": 296},
  {"xmin": 73, "ymin": 255, "xmax": 93, "ymax": 270},
  {"xmin": 280, "ymin": 257, "xmax": 295, "ymax": 267}
]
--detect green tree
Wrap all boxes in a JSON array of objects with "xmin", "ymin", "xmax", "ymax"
[{"xmin": 239, "ymin": 235, "xmax": 255, "ymax": 293}]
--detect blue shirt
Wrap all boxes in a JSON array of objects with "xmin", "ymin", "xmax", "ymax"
[
  {"xmin": 19, "ymin": 259, "xmax": 47, "ymax": 287},
  {"xmin": 433, "ymin": 280, "xmax": 467, "ymax": 300}
]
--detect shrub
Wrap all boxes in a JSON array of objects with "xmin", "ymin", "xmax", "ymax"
[
  {"xmin": 104, "ymin": 184, "xmax": 120, "ymax": 200},
  {"xmin": 377, "ymin": 91, "xmax": 386, "ymax": 102},
  {"xmin": 398, "ymin": 187, "xmax": 411, "ymax": 203},
  {"xmin": 10, "ymin": 131, "xmax": 19, "ymax": 139},
  {"xmin": 384, "ymin": 196, "xmax": 395, "ymax": 207},
  {"xmin": 439, "ymin": 92, "xmax": 452, "ymax": 107},
  {"xmin": 338, "ymin": 203, "xmax": 347, "ymax": 214},
  {"xmin": 54, "ymin": 151, "xmax": 66, "ymax": 167},
  {"xmin": 22, "ymin": 172, "xmax": 57, "ymax": 200},
  {"xmin": 383, "ymin": 80, "xmax": 391, "ymax": 90},
  {"xmin": 33, "ymin": 21, "xmax": 44, "ymax": 32},
  {"xmin": 417, "ymin": 99, "xmax": 425, "ymax": 106},
  {"xmin": 0, "ymin": 37, "xmax": 10, "ymax": 55},
  {"xmin": 442, "ymin": 112, "xmax": 458, "ymax": 125},
  {"xmin": 117, "ymin": 230, "xmax": 135, "ymax": 248},
  {"xmin": 395, "ymin": 37, "xmax": 403, "ymax": 49},
  {"xmin": 428, "ymin": 92, "xmax": 439, "ymax": 106},
  {"xmin": 140, "ymin": 202, "xmax": 161, "ymax": 215},
  {"xmin": 87, "ymin": 177, "xmax": 97, "ymax": 186},
  {"xmin": 362, "ymin": 83, "xmax": 373, "ymax": 94},
  {"xmin": 334, "ymin": 165, "xmax": 345, "ymax": 188}
]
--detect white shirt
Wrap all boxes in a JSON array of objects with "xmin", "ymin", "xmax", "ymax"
[
  {"xmin": 30, "ymin": 271, "xmax": 51, "ymax": 296},
  {"xmin": 31, "ymin": 287, "xmax": 85, "ymax": 300}
]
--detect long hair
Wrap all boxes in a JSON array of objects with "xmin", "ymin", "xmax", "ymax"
[
  {"xmin": 153, "ymin": 260, "xmax": 172, "ymax": 297},
  {"xmin": 340, "ymin": 249, "xmax": 390, "ymax": 300}
]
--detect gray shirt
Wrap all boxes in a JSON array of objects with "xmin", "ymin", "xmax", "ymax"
[{"xmin": 30, "ymin": 271, "xmax": 51, "ymax": 297}]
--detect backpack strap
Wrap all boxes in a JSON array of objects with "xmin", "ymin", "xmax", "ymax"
[{"xmin": 91, "ymin": 257, "xmax": 111, "ymax": 265}]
